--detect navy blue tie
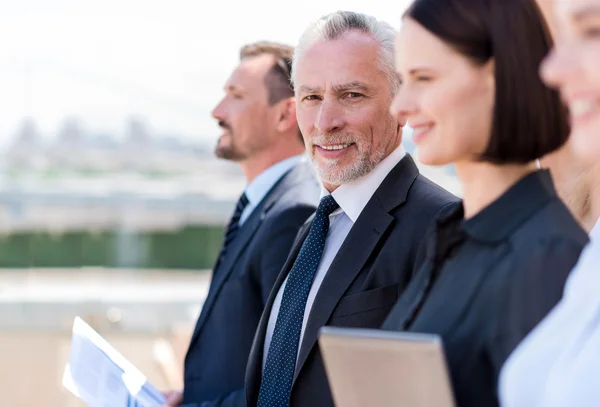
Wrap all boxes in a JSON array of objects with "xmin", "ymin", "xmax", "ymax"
[
  {"xmin": 214, "ymin": 192, "xmax": 249, "ymax": 272},
  {"xmin": 257, "ymin": 195, "xmax": 339, "ymax": 407}
]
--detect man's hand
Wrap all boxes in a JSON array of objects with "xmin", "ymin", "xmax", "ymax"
[{"xmin": 162, "ymin": 389, "xmax": 184, "ymax": 407}]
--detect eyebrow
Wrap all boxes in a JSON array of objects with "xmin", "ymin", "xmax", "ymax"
[
  {"xmin": 572, "ymin": 5, "xmax": 600, "ymax": 22},
  {"xmin": 297, "ymin": 81, "xmax": 371, "ymax": 95},
  {"xmin": 396, "ymin": 67, "xmax": 435, "ymax": 81},
  {"xmin": 297, "ymin": 84, "xmax": 323, "ymax": 94},
  {"xmin": 408, "ymin": 67, "xmax": 436, "ymax": 75},
  {"xmin": 331, "ymin": 81, "xmax": 370, "ymax": 94}
]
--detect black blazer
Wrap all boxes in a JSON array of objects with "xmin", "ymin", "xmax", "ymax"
[
  {"xmin": 244, "ymin": 155, "xmax": 459, "ymax": 407},
  {"xmin": 382, "ymin": 170, "xmax": 589, "ymax": 407},
  {"xmin": 182, "ymin": 162, "xmax": 320, "ymax": 407}
]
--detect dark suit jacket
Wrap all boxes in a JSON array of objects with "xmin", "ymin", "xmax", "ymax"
[
  {"xmin": 182, "ymin": 161, "xmax": 320, "ymax": 407},
  {"xmin": 381, "ymin": 170, "xmax": 588, "ymax": 407},
  {"xmin": 244, "ymin": 155, "xmax": 459, "ymax": 407}
]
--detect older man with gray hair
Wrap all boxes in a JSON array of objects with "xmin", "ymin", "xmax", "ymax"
[{"xmin": 244, "ymin": 10, "xmax": 458, "ymax": 407}]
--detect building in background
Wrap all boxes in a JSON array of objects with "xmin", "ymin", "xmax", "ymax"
[{"xmin": 0, "ymin": 117, "xmax": 461, "ymax": 270}]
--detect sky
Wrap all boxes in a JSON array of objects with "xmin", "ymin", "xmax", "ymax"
[{"xmin": 0, "ymin": 0, "xmax": 412, "ymax": 148}]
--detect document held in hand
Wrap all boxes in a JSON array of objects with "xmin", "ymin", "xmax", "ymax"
[{"xmin": 62, "ymin": 316, "xmax": 167, "ymax": 407}]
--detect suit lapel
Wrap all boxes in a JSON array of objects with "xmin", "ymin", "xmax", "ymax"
[
  {"xmin": 246, "ymin": 219, "xmax": 312, "ymax": 403},
  {"xmin": 187, "ymin": 205, "xmax": 264, "ymax": 350},
  {"xmin": 187, "ymin": 163, "xmax": 313, "ymax": 352},
  {"xmin": 293, "ymin": 155, "xmax": 420, "ymax": 382},
  {"xmin": 292, "ymin": 200, "xmax": 393, "ymax": 380},
  {"xmin": 247, "ymin": 155, "xmax": 420, "ymax": 400}
]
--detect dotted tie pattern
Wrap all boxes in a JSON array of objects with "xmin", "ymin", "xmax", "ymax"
[{"xmin": 257, "ymin": 195, "xmax": 339, "ymax": 407}]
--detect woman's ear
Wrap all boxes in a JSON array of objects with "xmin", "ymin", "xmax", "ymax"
[{"xmin": 483, "ymin": 58, "xmax": 495, "ymax": 89}]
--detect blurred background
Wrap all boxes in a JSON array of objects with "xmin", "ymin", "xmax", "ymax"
[{"xmin": 0, "ymin": 0, "xmax": 460, "ymax": 405}]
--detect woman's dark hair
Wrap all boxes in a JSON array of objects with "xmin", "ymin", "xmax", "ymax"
[{"xmin": 405, "ymin": 0, "xmax": 569, "ymax": 163}]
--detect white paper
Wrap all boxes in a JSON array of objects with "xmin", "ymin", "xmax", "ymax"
[{"xmin": 63, "ymin": 316, "xmax": 167, "ymax": 407}]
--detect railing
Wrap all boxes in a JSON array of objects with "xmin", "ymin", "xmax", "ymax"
[{"xmin": 0, "ymin": 268, "xmax": 210, "ymax": 407}]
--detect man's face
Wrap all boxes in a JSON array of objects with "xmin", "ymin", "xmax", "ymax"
[
  {"xmin": 212, "ymin": 54, "xmax": 277, "ymax": 161},
  {"xmin": 294, "ymin": 30, "xmax": 401, "ymax": 190}
]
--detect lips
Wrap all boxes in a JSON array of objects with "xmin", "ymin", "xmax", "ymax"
[
  {"xmin": 410, "ymin": 122, "xmax": 434, "ymax": 143},
  {"xmin": 566, "ymin": 97, "xmax": 600, "ymax": 129},
  {"xmin": 570, "ymin": 99, "xmax": 599, "ymax": 118},
  {"xmin": 314, "ymin": 142, "xmax": 356, "ymax": 159},
  {"xmin": 319, "ymin": 143, "xmax": 353, "ymax": 151}
]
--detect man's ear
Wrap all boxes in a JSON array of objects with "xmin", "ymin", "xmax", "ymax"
[{"xmin": 275, "ymin": 97, "xmax": 297, "ymax": 133}]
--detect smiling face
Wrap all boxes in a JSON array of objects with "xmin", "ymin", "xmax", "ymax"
[
  {"xmin": 294, "ymin": 30, "xmax": 401, "ymax": 190},
  {"xmin": 540, "ymin": 0, "xmax": 600, "ymax": 165},
  {"xmin": 389, "ymin": 18, "xmax": 495, "ymax": 167}
]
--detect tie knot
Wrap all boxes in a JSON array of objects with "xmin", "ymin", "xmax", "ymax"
[{"xmin": 318, "ymin": 194, "xmax": 339, "ymax": 217}]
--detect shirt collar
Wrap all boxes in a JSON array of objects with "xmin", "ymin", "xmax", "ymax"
[
  {"xmin": 245, "ymin": 154, "xmax": 305, "ymax": 207},
  {"xmin": 424, "ymin": 170, "xmax": 558, "ymax": 262},
  {"xmin": 436, "ymin": 170, "xmax": 558, "ymax": 245},
  {"xmin": 319, "ymin": 144, "xmax": 406, "ymax": 223},
  {"xmin": 590, "ymin": 218, "xmax": 600, "ymax": 242}
]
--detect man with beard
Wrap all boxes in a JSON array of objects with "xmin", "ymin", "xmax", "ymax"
[
  {"xmin": 163, "ymin": 41, "xmax": 320, "ymax": 407},
  {"xmin": 244, "ymin": 11, "xmax": 458, "ymax": 407}
]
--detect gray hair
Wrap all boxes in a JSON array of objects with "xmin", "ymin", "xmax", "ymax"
[{"xmin": 291, "ymin": 10, "xmax": 400, "ymax": 95}]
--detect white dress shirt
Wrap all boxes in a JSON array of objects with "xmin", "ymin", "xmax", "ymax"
[
  {"xmin": 499, "ymin": 218, "xmax": 600, "ymax": 407},
  {"xmin": 262, "ymin": 145, "xmax": 406, "ymax": 368},
  {"xmin": 239, "ymin": 154, "xmax": 305, "ymax": 226}
]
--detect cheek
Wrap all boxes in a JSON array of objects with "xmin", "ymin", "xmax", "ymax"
[
  {"xmin": 421, "ymin": 92, "xmax": 449, "ymax": 121},
  {"xmin": 449, "ymin": 83, "xmax": 491, "ymax": 129},
  {"xmin": 421, "ymin": 91, "xmax": 464, "ymax": 144},
  {"xmin": 347, "ymin": 106, "xmax": 383, "ymax": 139},
  {"xmin": 229, "ymin": 103, "xmax": 246, "ymax": 127},
  {"xmin": 583, "ymin": 48, "xmax": 600, "ymax": 89},
  {"xmin": 574, "ymin": 50, "xmax": 600, "ymax": 157},
  {"xmin": 237, "ymin": 104, "xmax": 264, "ymax": 135},
  {"xmin": 296, "ymin": 107, "xmax": 316, "ymax": 137},
  {"xmin": 425, "ymin": 84, "xmax": 492, "ymax": 155}
]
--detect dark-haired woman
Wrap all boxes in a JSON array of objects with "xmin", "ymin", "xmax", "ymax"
[{"xmin": 381, "ymin": 0, "xmax": 588, "ymax": 406}]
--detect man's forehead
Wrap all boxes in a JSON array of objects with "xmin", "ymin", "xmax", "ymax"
[
  {"xmin": 226, "ymin": 55, "xmax": 273, "ymax": 90},
  {"xmin": 234, "ymin": 55, "xmax": 273, "ymax": 78},
  {"xmin": 297, "ymin": 81, "xmax": 371, "ymax": 93},
  {"xmin": 300, "ymin": 32, "xmax": 379, "ymax": 64},
  {"xmin": 295, "ymin": 33, "xmax": 384, "ymax": 91}
]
